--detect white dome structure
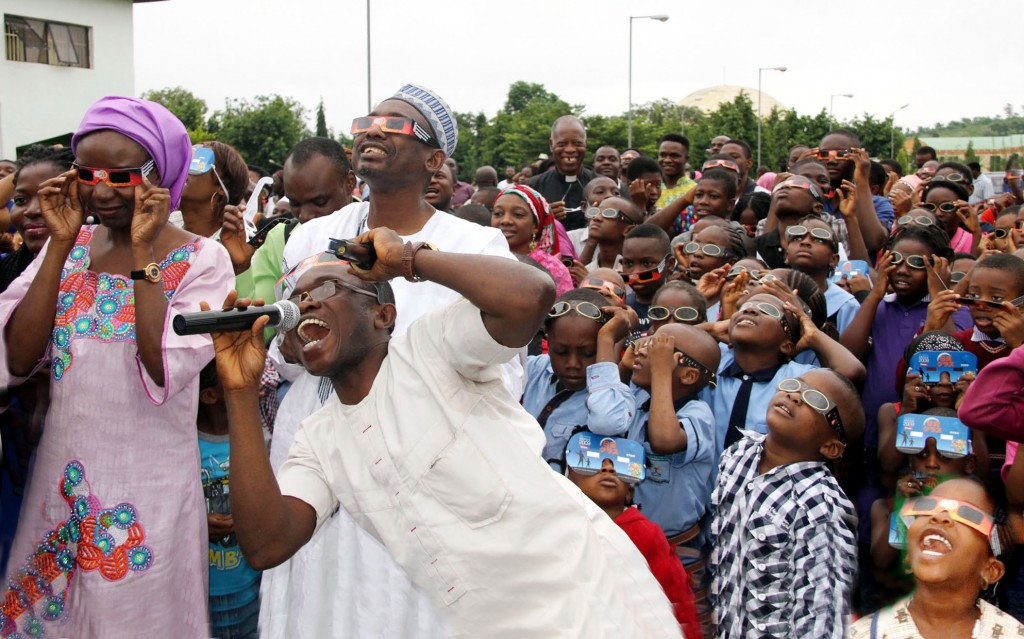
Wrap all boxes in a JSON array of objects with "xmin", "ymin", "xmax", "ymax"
[{"xmin": 679, "ymin": 85, "xmax": 787, "ymax": 114}]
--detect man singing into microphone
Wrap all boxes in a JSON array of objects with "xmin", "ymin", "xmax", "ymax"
[{"xmin": 206, "ymin": 229, "xmax": 679, "ymax": 637}]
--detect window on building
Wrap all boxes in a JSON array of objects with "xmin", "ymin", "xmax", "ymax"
[{"xmin": 4, "ymin": 14, "xmax": 91, "ymax": 68}]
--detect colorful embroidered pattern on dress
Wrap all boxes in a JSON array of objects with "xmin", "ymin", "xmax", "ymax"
[
  {"xmin": 50, "ymin": 226, "xmax": 200, "ymax": 381},
  {"xmin": 0, "ymin": 461, "xmax": 153, "ymax": 637}
]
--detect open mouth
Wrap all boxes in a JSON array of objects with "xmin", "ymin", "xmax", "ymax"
[
  {"xmin": 297, "ymin": 317, "xmax": 331, "ymax": 351},
  {"xmin": 359, "ymin": 144, "xmax": 389, "ymax": 159},
  {"xmin": 772, "ymin": 401, "xmax": 793, "ymax": 416},
  {"xmin": 920, "ymin": 532, "xmax": 953, "ymax": 557},
  {"xmin": 735, "ymin": 318, "xmax": 756, "ymax": 328}
]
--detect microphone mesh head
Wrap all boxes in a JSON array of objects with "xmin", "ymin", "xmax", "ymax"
[{"xmin": 277, "ymin": 300, "xmax": 301, "ymax": 331}]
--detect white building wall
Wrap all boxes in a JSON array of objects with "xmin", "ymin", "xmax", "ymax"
[{"xmin": 0, "ymin": 0, "xmax": 135, "ymax": 159}]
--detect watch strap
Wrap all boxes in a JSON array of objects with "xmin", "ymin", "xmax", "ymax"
[
  {"xmin": 402, "ymin": 242, "xmax": 435, "ymax": 282},
  {"xmin": 130, "ymin": 263, "xmax": 162, "ymax": 283}
]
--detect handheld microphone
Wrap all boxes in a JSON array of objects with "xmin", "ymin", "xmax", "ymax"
[{"xmin": 172, "ymin": 300, "xmax": 301, "ymax": 336}]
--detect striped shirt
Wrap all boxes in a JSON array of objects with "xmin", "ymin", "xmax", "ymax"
[{"xmin": 710, "ymin": 432, "xmax": 857, "ymax": 638}]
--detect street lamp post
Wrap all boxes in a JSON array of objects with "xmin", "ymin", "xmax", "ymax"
[
  {"xmin": 628, "ymin": 14, "xmax": 669, "ymax": 148},
  {"xmin": 830, "ymin": 93, "xmax": 853, "ymax": 122},
  {"xmin": 756, "ymin": 66, "xmax": 786, "ymax": 170},
  {"xmin": 890, "ymin": 103, "xmax": 910, "ymax": 158}
]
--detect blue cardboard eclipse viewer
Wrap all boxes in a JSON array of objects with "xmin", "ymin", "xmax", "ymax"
[
  {"xmin": 896, "ymin": 414, "xmax": 972, "ymax": 459},
  {"xmin": 912, "ymin": 350, "xmax": 977, "ymax": 384},
  {"xmin": 565, "ymin": 432, "xmax": 645, "ymax": 485},
  {"xmin": 831, "ymin": 260, "xmax": 869, "ymax": 283}
]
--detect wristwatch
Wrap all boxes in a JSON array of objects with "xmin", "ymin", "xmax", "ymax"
[
  {"xmin": 130, "ymin": 263, "xmax": 162, "ymax": 283},
  {"xmin": 402, "ymin": 241, "xmax": 438, "ymax": 282}
]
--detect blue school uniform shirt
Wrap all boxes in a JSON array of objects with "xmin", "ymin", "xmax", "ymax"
[
  {"xmin": 701, "ymin": 343, "xmax": 817, "ymax": 455},
  {"xmin": 872, "ymin": 194, "xmax": 895, "ymax": 230},
  {"xmin": 199, "ymin": 432, "xmax": 261, "ymax": 602},
  {"xmin": 628, "ymin": 391, "xmax": 716, "ymax": 538},
  {"xmin": 825, "ymin": 281, "xmax": 860, "ymax": 335},
  {"xmin": 522, "ymin": 356, "xmax": 635, "ymax": 470}
]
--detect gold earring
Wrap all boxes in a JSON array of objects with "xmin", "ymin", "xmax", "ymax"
[{"xmin": 529, "ymin": 238, "xmax": 537, "ymax": 252}]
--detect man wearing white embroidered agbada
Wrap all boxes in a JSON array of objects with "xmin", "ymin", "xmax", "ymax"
[{"xmin": 209, "ymin": 225, "xmax": 680, "ymax": 638}]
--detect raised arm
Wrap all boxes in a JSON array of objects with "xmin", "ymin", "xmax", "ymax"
[
  {"xmin": 851, "ymin": 150, "xmax": 887, "ymax": 254},
  {"xmin": 786, "ymin": 302, "xmax": 866, "ymax": 384},
  {"xmin": 646, "ymin": 188, "xmax": 694, "ymax": 233},
  {"xmin": 208, "ymin": 293, "xmax": 317, "ymax": 570},
  {"xmin": 840, "ymin": 253, "xmax": 894, "ymax": 359},
  {"xmin": 645, "ymin": 333, "xmax": 689, "ymax": 454},
  {"xmin": 5, "ymin": 172, "xmax": 82, "ymax": 377},
  {"xmin": 352, "ymin": 227, "xmax": 556, "ymax": 348}
]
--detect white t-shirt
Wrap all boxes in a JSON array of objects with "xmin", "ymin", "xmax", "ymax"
[{"xmin": 278, "ymin": 299, "xmax": 678, "ymax": 637}]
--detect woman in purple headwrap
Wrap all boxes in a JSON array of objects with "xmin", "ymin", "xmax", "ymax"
[
  {"xmin": 491, "ymin": 185, "xmax": 573, "ymax": 296},
  {"xmin": 0, "ymin": 97, "xmax": 233, "ymax": 637}
]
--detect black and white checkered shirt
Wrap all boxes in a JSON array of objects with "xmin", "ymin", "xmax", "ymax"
[{"xmin": 709, "ymin": 432, "xmax": 857, "ymax": 638}]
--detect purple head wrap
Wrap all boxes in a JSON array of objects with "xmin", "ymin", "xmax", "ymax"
[{"xmin": 71, "ymin": 96, "xmax": 192, "ymax": 210}]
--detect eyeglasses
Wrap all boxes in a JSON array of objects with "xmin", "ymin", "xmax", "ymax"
[
  {"xmin": 957, "ymin": 294, "xmax": 1024, "ymax": 310},
  {"xmin": 74, "ymin": 160, "xmax": 155, "ymax": 187},
  {"xmin": 586, "ymin": 207, "xmax": 634, "ymax": 224},
  {"xmin": 675, "ymin": 348, "xmax": 718, "ymax": 388},
  {"xmin": 891, "ymin": 251, "xmax": 929, "ymax": 270},
  {"xmin": 919, "ymin": 202, "xmax": 959, "ymax": 214},
  {"xmin": 899, "ymin": 496, "xmax": 994, "ymax": 539},
  {"xmin": 351, "ymin": 116, "xmax": 440, "ymax": 149},
  {"xmin": 738, "ymin": 300, "xmax": 794, "ymax": 341},
  {"xmin": 622, "ymin": 257, "xmax": 668, "ymax": 287},
  {"xmin": 189, "ymin": 146, "xmax": 230, "ymax": 200},
  {"xmin": 772, "ymin": 178, "xmax": 824, "ymax": 201},
  {"xmin": 896, "ymin": 215, "xmax": 936, "ymax": 227},
  {"xmin": 814, "ymin": 149, "xmax": 853, "ymax": 161},
  {"xmin": 993, "ymin": 227, "xmax": 1015, "ymax": 240},
  {"xmin": 786, "ymin": 225, "xmax": 836, "ymax": 246},
  {"xmin": 548, "ymin": 300, "xmax": 607, "ymax": 323},
  {"xmin": 726, "ymin": 265, "xmax": 768, "ymax": 281},
  {"xmin": 647, "ymin": 305, "xmax": 701, "ymax": 324},
  {"xmin": 776, "ymin": 377, "xmax": 847, "ymax": 445},
  {"xmin": 702, "ymin": 159, "xmax": 739, "ymax": 172},
  {"xmin": 683, "ymin": 241, "xmax": 734, "ymax": 259},
  {"xmin": 288, "ymin": 279, "xmax": 378, "ymax": 306},
  {"xmin": 581, "ymin": 277, "xmax": 625, "ymax": 303},
  {"xmin": 937, "ymin": 172, "xmax": 968, "ymax": 184},
  {"xmin": 950, "ymin": 271, "xmax": 967, "ymax": 284}
]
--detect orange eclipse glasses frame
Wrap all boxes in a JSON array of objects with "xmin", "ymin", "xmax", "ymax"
[
  {"xmin": 351, "ymin": 116, "xmax": 439, "ymax": 149},
  {"xmin": 74, "ymin": 160, "xmax": 156, "ymax": 187}
]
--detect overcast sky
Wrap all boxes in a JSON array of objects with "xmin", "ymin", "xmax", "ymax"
[{"xmin": 134, "ymin": 0, "xmax": 1023, "ymax": 138}]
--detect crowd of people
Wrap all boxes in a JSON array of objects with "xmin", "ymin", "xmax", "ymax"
[{"xmin": 0, "ymin": 83, "xmax": 1023, "ymax": 639}]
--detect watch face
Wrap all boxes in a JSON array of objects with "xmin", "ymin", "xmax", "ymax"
[{"xmin": 145, "ymin": 264, "xmax": 161, "ymax": 281}]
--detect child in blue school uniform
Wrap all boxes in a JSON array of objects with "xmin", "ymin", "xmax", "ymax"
[
  {"xmin": 521, "ymin": 288, "xmax": 637, "ymax": 471},
  {"xmin": 782, "ymin": 216, "xmax": 861, "ymax": 334},
  {"xmin": 702, "ymin": 282, "xmax": 866, "ymax": 455},
  {"xmin": 620, "ymin": 322, "xmax": 721, "ymax": 630}
]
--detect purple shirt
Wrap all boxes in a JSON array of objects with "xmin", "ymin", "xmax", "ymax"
[
  {"xmin": 451, "ymin": 181, "xmax": 475, "ymax": 208},
  {"xmin": 861, "ymin": 294, "xmax": 972, "ymax": 449}
]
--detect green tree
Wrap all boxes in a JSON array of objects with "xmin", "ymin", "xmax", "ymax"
[
  {"xmin": 472, "ymin": 82, "xmax": 577, "ymax": 171},
  {"xmin": 315, "ymin": 99, "xmax": 329, "ymax": 138},
  {"xmin": 965, "ymin": 141, "xmax": 979, "ymax": 166},
  {"xmin": 141, "ymin": 86, "xmax": 208, "ymax": 131},
  {"xmin": 848, "ymin": 113, "xmax": 903, "ymax": 159},
  {"xmin": 210, "ymin": 95, "xmax": 308, "ymax": 168}
]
